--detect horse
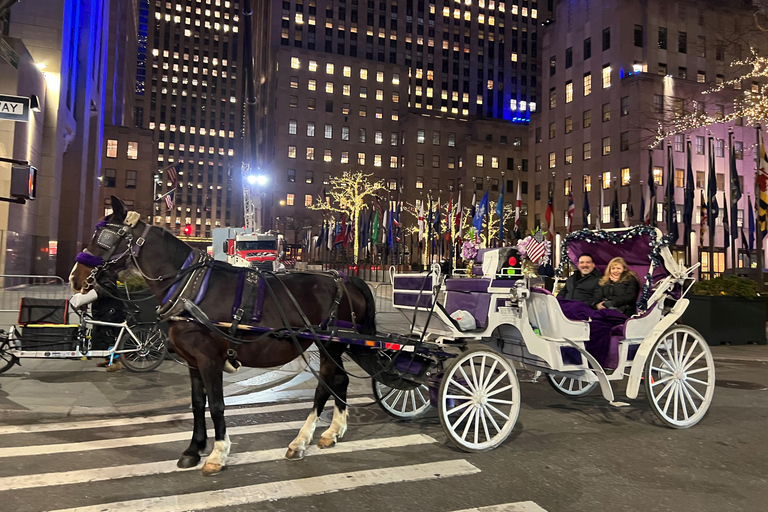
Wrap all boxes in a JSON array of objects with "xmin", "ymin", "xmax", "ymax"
[{"xmin": 69, "ymin": 197, "xmax": 377, "ymax": 476}]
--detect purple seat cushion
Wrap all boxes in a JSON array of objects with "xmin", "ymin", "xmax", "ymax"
[
  {"xmin": 446, "ymin": 278, "xmax": 491, "ymax": 293},
  {"xmin": 558, "ymin": 298, "xmax": 627, "ymax": 369},
  {"xmin": 445, "ymin": 290, "xmax": 492, "ymax": 328}
]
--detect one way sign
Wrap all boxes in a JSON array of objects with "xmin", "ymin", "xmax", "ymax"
[{"xmin": 0, "ymin": 94, "xmax": 29, "ymax": 122}]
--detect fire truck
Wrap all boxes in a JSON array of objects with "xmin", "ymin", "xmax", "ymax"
[{"xmin": 212, "ymin": 228, "xmax": 283, "ymax": 271}]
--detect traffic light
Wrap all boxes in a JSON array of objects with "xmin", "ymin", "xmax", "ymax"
[{"xmin": 183, "ymin": 224, "xmax": 193, "ymax": 236}]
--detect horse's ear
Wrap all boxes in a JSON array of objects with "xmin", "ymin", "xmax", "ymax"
[{"xmin": 110, "ymin": 196, "xmax": 127, "ymax": 222}]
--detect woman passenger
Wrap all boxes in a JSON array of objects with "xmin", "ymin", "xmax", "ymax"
[{"xmin": 592, "ymin": 257, "xmax": 640, "ymax": 316}]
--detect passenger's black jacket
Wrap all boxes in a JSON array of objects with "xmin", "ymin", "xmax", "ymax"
[
  {"xmin": 591, "ymin": 275, "xmax": 640, "ymax": 316},
  {"xmin": 556, "ymin": 268, "xmax": 602, "ymax": 303}
]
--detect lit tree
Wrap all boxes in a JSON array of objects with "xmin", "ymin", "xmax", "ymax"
[
  {"xmin": 652, "ymin": 48, "xmax": 768, "ymax": 147},
  {"xmin": 308, "ymin": 170, "xmax": 385, "ymax": 263}
]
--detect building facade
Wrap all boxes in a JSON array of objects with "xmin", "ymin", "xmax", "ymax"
[
  {"xmin": 138, "ymin": 0, "xmax": 245, "ymax": 240},
  {"xmin": 251, "ymin": 0, "xmax": 553, "ymax": 247},
  {"xmin": 531, "ymin": 0, "xmax": 766, "ymax": 274}
]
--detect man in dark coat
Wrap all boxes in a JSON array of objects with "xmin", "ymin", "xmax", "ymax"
[{"xmin": 557, "ymin": 253, "xmax": 601, "ymax": 303}]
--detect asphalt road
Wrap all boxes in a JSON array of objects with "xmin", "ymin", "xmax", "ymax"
[{"xmin": 0, "ymin": 357, "xmax": 766, "ymax": 512}]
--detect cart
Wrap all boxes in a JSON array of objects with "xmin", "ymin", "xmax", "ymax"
[{"xmin": 369, "ymin": 226, "xmax": 714, "ymax": 452}]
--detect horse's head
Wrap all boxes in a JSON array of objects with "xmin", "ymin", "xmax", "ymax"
[{"xmin": 70, "ymin": 196, "xmax": 144, "ymax": 293}]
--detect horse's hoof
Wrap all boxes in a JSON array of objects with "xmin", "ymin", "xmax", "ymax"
[
  {"xmin": 317, "ymin": 437, "xmax": 337, "ymax": 449},
  {"xmin": 177, "ymin": 454, "xmax": 201, "ymax": 468},
  {"xmin": 201, "ymin": 461, "xmax": 224, "ymax": 476},
  {"xmin": 285, "ymin": 447, "xmax": 305, "ymax": 460}
]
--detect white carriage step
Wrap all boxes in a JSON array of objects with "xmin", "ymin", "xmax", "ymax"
[
  {"xmin": 0, "ymin": 420, "xmax": 310, "ymax": 458},
  {"xmin": 449, "ymin": 502, "xmax": 549, "ymax": 512},
  {"xmin": 0, "ymin": 397, "xmax": 374, "ymax": 436},
  {"xmin": 44, "ymin": 459, "xmax": 480, "ymax": 512},
  {"xmin": 0, "ymin": 434, "xmax": 437, "ymax": 491}
]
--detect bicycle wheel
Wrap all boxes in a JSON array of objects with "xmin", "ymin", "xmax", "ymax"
[
  {"xmin": 0, "ymin": 336, "xmax": 18, "ymax": 375},
  {"xmin": 119, "ymin": 325, "xmax": 168, "ymax": 372}
]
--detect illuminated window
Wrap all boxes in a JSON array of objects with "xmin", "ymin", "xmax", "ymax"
[
  {"xmin": 357, "ymin": 152, "xmax": 366, "ymax": 165},
  {"xmin": 359, "ymin": 87, "xmax": 367, "ymax": 99},
  {"xmin": 308, "ymin": 79, "xmax": 316, "ymax": 91},
  {"xmin": 602, "ymin": 65, "xmax": 611, "ymax": 88},
  {"xmin": 325, "ymin": 82, "xmax": 334, "ymax": 93},
  {"xmin": 492, "ymin": 156, "xmax": 499, "ymax": 168},
  {"xmin": 602, "ymin": 137, "xmax": 611, "ymax": 155},
  {"xmin": 565, "ymin": 147, "xmax": 573, "ymax": 165},
  {"xmin": 565, "ymin": 81, "xmax": 573, "ymax": 103},
  {"xmin": 376, "ymin": 89, "xmax": 383, "ymax": 101},
  {"xmin": 343, "ymin": 66, "xmax": 351, "ymax": 77},
  {"xmin": 106, "ymin": 139, "xmax": 118, "ymax": 158},
  {"xmin": 583, "ymin": 175, "xmax": 592, "ymax": 192},
  {"xmin": 583, "ymin": 142, "xmax": 592, "ymax": 160},
  {"xmin": 621, "ymin": 167, "xmax": 631, "ymax": 185},
  {"xmin": 549, "ymin": 152, "xmax": 556, "ymax": 169},
  {"xmin": 127, "ymin": 142, "xmax": 139, "ymax": 160},
  {"xmin": 288, "ymin": 119, "xmax": 297, "ymax": 135},
  {"xmin": 291, "ymin": 57, "xmax": 300, "ymax": 69},
  {"xmin": 390, "ymin": 156, "xmax": 398, "ymax": 168},
  {"xmin": 476, "ymin": 154, "xmax": 484, "ymax": 167},
  {"xmin": 324, "ymin": 149, "xmax": 332, "ymax": 162},
  {"xmin": 391, "ymin": 110, "xmax": 399, "ymax": 121},
  {"xmin": 392, "ymin": 73, "xmax": 400, "ymax": 85},
  {"xmin": 416, "ymin": 177, "xmax": 424, "ymax": 189},
  {"xmin": 288, "ymin": 145, "xmax": 297, "ymax": 158},
  {"xmin": 324, "ymin": 124, "xmax": 333, "ymax": 139},
  {"xmin": 341, "ymin": 151, "xmax": 349, "ymax": 163},
  {"xmin": 602, "ymin": 172, "xmax": 611, "ymax": 189},
  {"xmin": 583, "ymin": 73, "xmax": 592, "ymax": 96},
  {"xmin": 343, "ymin": 84, "xmax": 350, "ymax": 96},
  {"xmin": 360, "ymin": 68, "xmax": 368, "ymax": 80},
  {"xmin": 326, "ymin": 63, "xmax": 334, "ymax": 74},
  {"xmin": 377, "ymin": 71, "xmax": 384, "ymax": 82},
  {"xmin": 417, "ymin": 130, "xmax": 425, "ymax": 143},
  {"xmin": 286, "ymin": 193, "xmax": 294, "ymax": 206},
  {"xmin": 653, "ymin": 166, "xmax": 664, "ymax": 185},
  {"xmin": 374, "ymin": 154, "xmax": 382, "ymax": 167},
  {"xmin": 308, "ymin": 60, "xmax": 317, "ymax": 72},
  {"xmin": 375, "ymin": 131, "xmax": 383, "ymax": 144}
]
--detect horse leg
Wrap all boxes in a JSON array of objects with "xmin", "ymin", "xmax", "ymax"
[
  {"xmin": 198, "ymin": 359, "xmax": 230, "ymax": 476},
  {"xmin": 318, "ymin": 350, "xmax": 350, "ymax": 448},
  {"xmin": 285, "ymin": 345, "xmax": 339, "ymax": 460},
  {"xmin": 177, "ymin": 367, "xmax": 208, "ymax": 468}
]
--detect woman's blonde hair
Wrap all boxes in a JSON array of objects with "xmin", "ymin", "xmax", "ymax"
[{"xmin": 599, "ymin": 257, "xmax": 639, "ymax": 285}]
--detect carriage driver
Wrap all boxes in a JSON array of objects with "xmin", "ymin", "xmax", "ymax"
[{"xmin": 557, "ymin": 253, "xmax": 602, "ymax": 303}]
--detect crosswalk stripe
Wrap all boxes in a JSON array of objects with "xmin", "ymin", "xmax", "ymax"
[
  {"xmin": 0, "ymin": 397, "xmax": 374, "ymax": 436},
  {"xmin": 0, "ymin": 434, "xmax": 437, "ymax": 491},
  {"xmin": 0, "ymin": 420, "xmax": 311, "ymax": 458},
  {"xmin": 44, "ymin": 459, "xmax": 480, "ymax": 512},
  {"xmin": 449, "ymin": 502, "xmax": 549, "ymax": 512}
]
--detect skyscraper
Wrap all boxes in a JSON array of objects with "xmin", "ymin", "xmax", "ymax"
[
  {"xmin": 138, "ymin": 0, "xmax": 244, "ymax": 239},
  {"xmin": 250, "ymin": 0, "xmax": 552, "ymax": 243}
]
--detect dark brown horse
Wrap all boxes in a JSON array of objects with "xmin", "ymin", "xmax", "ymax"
[{"xmin": 69, "ymin": 197, "xmax": 376, "ymax": 475}]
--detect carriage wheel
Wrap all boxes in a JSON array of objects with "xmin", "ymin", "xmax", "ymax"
[
  {"xmin": 644, "ymin": 325, "xmax": 715, "ymax": 429},
  {"xmin": 372, "ymin": 379, "xmax": 432, "ymax": 420},
  {"xmin": 546, "ymin": 373, "xmax": 598, "ymax": 397},
  {"xmin": 120, "ymin": 326, "xmax": 168, "ymax": 372},
  {"xmin": 0, "ymin": 336, "xmax": 17, "ymax": 375},
  {"xmin": 438, "ymin": 347, "xmax": 520, "ymax": 453}
]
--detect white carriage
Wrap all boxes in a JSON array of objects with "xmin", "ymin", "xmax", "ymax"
[{"xmin": 380, "ymin": 226, "xmax": 715, "ymax": 452}]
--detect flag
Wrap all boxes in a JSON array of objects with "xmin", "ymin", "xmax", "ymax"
[
  {"xmin": 473, "ymin": 190, "xmax": 489, "ymax": 233},
  {"xmin": 583, "ymin": 189, "xmax": 590, "ymax": 228},
  {"xmin": 666, "ymin": 144, "xmax": 679, "ymax": 243},
  {"xmin": 611, "ymin": 186, "xmax": 620, "ymax": 228},
  {"xmin": 496, "ymin": 180, "xmax": 505, "ymax": 240},
  {"xmin": 514, "ymin": 181, "xmax": 522, "ymax": 237},
  {"xmin": 640, "ymin": 187, "xmax": 645, "ymax": 227},
  {"xmin": 723, "ymin": 199, "xmax": 730, "ymax": 250},
  {"xmin": 418, "ymin": 201, "xmax": 425, "ymax": 242},
  {"xmin": 567, "ymin": 193, "xmax": 575, "ymax": 232},
  {"xmin": 526, "ymin": 230, "xmax": 547, "ymax": 263},
  {"xmin": 700, "ymin": 190, "xmax": 708, "ymax": 246},
  {"xmin": 729, "ymin": 131, "xmax": 742, "ymax": 242},
  {"xmin": 544, "ymin": 192, "xmax": 554, "ymax": 232},
  {"xmin": 646, "ymin": 149, "xmax": 657, "ymax": 226},
  {"xmin": 707, "ymin": 137, "xmax": 719, "ymax": 233},
  {"xmin": 372, "ymin": 209, "xmax": 380, "ymax": 244},
  {"xmin": 334, "ymin": 216, "xmax": 346, "ymax": 245},
  {"xmin": 164, "ymin": 163, "xmax": 180, "ymax": 210},
  {"xmin": 316, "ymin": 221, "xmax": 325, "ymax": 248},
  {"xmin": 470, "ymin": 182, "xmax": 477, "ymax": 219},
  {"xmin": 327, "ymin": 219, "xmax": 334, "ymax": 250},
  {"xmin": 395, "ymin": 202, "xmax": 402, "ymax": 243},
  {"xmin": 596, "ymin": 180, "xmax": 603, "ymax": 230},
  {"xmin": 624, "ymin": 185, "xmax": 633, "ymax": 227},
  {"xmin": 758, "ymin": 128, "xmax": 768, "ymax": 235},
  {"xmin": 387, "ymin": 205, "xmax": 394, "ymax": 248},
  {"xmin": 433, "ymin": 198, "xmax": 441, "ymax": 235},
  {"xmin": 683, "ymin": 140, "xmax": 695, "ymax": 247},
  {"xmin": 748, "ymin": 195, "xmax": 755, "ymax": 251}
]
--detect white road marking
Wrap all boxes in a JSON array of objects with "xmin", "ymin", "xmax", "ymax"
[
  {"xmin": 0, "ymin": 434, "xmax": 437, "ymax": 491},
  {"xmin": 44, "ymin": 460, "xmax": 480, "ymax": 512},
  {"xmin": 0, "ymin": 420, "xmax": 310, "ymax": 458},
  {"xmin": 449, "ymin": 502, "xmax": 549, "ymax": 512},
  {"xmin": 0, "ymin": 397, "xmax": 374, "ymax": 436}
]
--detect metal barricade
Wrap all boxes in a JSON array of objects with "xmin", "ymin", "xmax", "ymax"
[
  {"xmin": 372, "ymin": 282, "xmax": 395, "ymax": 314},
  {"xmin": 0, "ymin": 275, "xmax": 73, "ymax": 328}
]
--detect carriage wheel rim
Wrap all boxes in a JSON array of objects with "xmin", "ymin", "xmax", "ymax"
[
  {"xmin": 648, "ymin": 328, "xmax": 715, "ymax": 427},
  {"xmin": 441, "ymin": 351, "xmax": 519, "ymax": 451},
  {"xmin": 549, "ymin": 374, "xmax": 598, "ymax": 395},
  {"xmin": 375, "ymin": 381, "xmax": 431, "ymax": 417}
]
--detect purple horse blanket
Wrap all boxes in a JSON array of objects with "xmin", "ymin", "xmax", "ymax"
[{"xmin": 557, "ymin": 298, "xmax": 627, "ymax": 369}]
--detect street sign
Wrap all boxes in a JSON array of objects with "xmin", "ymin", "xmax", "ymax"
[{"xmin": 0, "ymin": 94, "xmax": 29, "ymax": 122}]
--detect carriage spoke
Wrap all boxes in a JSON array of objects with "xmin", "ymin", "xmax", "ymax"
[
  {"xmin": 415, "ymin": 386, "xmax": 428, "ymax": 406},
  {"xmin": 475, "ymin": 355, "xmax": 486, "ymax": 390},
  {"xmin": 685, "ymin": 367, "xmax": 711, "ymax": 375},
  {"xmin": 480, "ymin": 407, "xmax": 491, "ymax": 442},
  {"xmin": 446, "ymin": 400, "xmax": 473, "ymax": 416},
  {"xmin": 473, "ymin": 408, "xmax": 480, "ymax": 445},
  {"xmin": 487, "ymin": 383, "xmax": 515, "ymax": 398},
  {"xmin": 381, "ymin": 388, "xmax": 399, "ymax": 402},
  {"xmin": 461, "ymin": 406, "xmax": 477, "ymax": 441},
  {"xmin": 450, "ymin": 402, "xmax": 476, "ymax": 431},
  {"xmin": 677, "ymin": 333, "xmax": 687, "ymax": 365},
  {"xmin": 669, "ymin": 383, "xmax": 679, "ymax": 418},
  {"xmin": 683, "ymin": 380, "xmax": 707, "ymax": 401},
  {"xmin": 482, "ymin": 404, "xmax": 503, "ymax": 433},
  {"xmin": 447, "ymin": 379, "xmax": 474, "ymax": 396},
  {"xmin": 484, "ymin": 372, "xmax": 507, "ymax": 394},
  {"xmin": 672, "ymin": 332, "xmax": 680, "ymax": 362},
  {"xmin": 486, "ymin": 398, "xmax": 515, "ymax": 405},
  {"xmin": 650, "ymin": 365, "xmax": 674, "ymax": 375},
  {"xmin": 484, "ymin": 402, "xmax": 509, "ymax": 420},
  {"xmin": 681, "ymin": 382, "xmax": 700, "ymax": 415},
  {"xmin": 482, "ymin": 360, "xmax": 499, "ymax": 389},
  {"xmin": 676, "ymin": 385, "xmax": 686, "ymax": 421},
  {"xmin": 683, "ymin": 351, "xmax": 706, "ymax": 371},
  {"xmin": 400, "ymin": 392, "xmax": 410, "ymax": 413},
  {"xmin": 458, "ymin": 366, "xmax": 476, "ymax": 393},
  {"xmin": 657, "ymin": 380, "xmax": 675, "ymax": 413},
  {"xmin": 656, "ymin": 350, "xmax": 677, "ymax": 372},
  {"xmin": 390, "ymin": 390, "xmax": 405, "ymax": 409},
  {"xmin": 650, "ymin": 375, "xmax": 674, "ymax": 387},
  {"xmin": 685, "ymin": 377, "xmax": 711, "ymax": 387}
]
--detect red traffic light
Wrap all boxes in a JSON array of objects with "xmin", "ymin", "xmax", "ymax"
[{"xmin": 183, "ymin": 224, "xmax": 192, "ymax": 236}]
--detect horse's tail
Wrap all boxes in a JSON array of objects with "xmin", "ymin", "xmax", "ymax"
[{"xmin": 346, "ymin": 275, "xmax": 377, "ymax": 335}]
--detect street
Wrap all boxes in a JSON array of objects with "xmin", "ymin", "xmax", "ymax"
[{"xmin": 0, "ymin": 356, "xmax": 766, "ymax": 512}]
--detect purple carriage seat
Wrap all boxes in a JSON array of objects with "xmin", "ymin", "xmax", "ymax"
[
  {"xmin": 392, "ymin": 274, "xmax": 438, "ymax": 310},
  {"xmin": 444, "ymin": 278, "xmax": 492, "ymax": 329},
  {"xmin": 527, "ymin": 288, "xmax": 590, "ymax": 341}
]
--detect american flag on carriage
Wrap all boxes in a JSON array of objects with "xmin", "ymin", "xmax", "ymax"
[
  {"xmin": 526, "ymin": 231, "xmax": 547, "ymax": 264},
  {"xmin": 164, "ymin": 163, "xmax": 180, "ymax": 210}
]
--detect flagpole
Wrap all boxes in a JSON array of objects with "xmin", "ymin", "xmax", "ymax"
[
  {"xmin": 756, "ymin": 124, "xmax": 764, "ymax": 292},
  {"xmin": 728, "ymin": 129, "xmax": 736, "ymax": 271},
  {"xmin": 708, "ymin": 137, "xmax": 715, "ymax": 280}
]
